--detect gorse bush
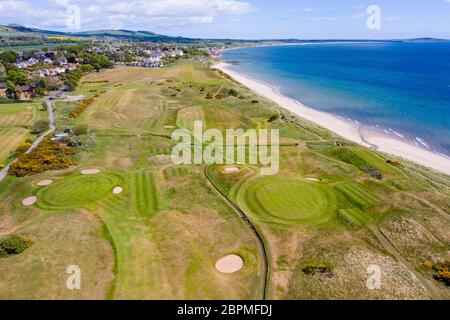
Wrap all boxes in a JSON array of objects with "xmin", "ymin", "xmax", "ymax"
[
  {"xmin": 0, "ymin": 235, "xmax": 32, "ymax": 258},
  {"xmin": 69, "ymin": 91, "xmax": 105, "ymax": 118},
  {"xmin": 9, "ymin": 138, "xmax": 76, "ymax": 177},
  {"xmin": 424, "ymin": 260, "xmax": 450, "ymax": 286}
]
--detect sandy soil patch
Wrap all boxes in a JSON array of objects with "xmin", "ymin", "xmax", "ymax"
[
  {"xmin": 60, "ymin": 95, "xmax": 85, "ymax": 102},
  {"xmin": 215, "ymin": 254, "xmax": 244, "ymax": 273},
  {"xmin": 22, "ymin": 196, "xmax": 37, "ymax": 206},
  {"xmin": 305, "ymin": 177, "xmax": 321, "ymax": 182},
  {"xmin": 37, "ymin": 179, "xmax": 54, "ymax": 186},
  {"xmin": 223, "ymin": 167, "xmax": 240, "ymax": 173},
  {"xmin": 81, "ymin": 168, "xmax": 101, "ymax": 175},
  {"xmin": 113, "ymin": 187, "xmax": 123, "ymax": 194},
  {"xmin": 163, "ymin": 126, "xmax": 175, "ymax": 129}
]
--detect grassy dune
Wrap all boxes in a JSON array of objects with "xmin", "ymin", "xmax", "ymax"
[{"xmin": 0, "ymin": 62, "xmax": 449, "ymax": 300}]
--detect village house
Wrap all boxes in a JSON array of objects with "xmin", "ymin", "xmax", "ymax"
[
  {"xmin": 0, "ymin": 83, "xmax": 6, "ymax": 97},
  {"xmin": 18, "ymin": 85, "xmax": 35, "ymax": 100}
]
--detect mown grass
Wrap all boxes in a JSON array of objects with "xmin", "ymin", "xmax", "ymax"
[
  {"xmin": 238, "ymin": 176, "xmax": 338, "ymax": 228},
  {"xmin": 36, "ymin": 172, "xmax": 122, "ymax": 210},
  {"xmin": 0, "ymin": 102, "xmax": 46, "ymax": 166},
  {"xmin": 1, "ymin": 62, "xmax": 449, "ymax": 300}
]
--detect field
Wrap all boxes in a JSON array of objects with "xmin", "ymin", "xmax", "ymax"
[
  {"xmin": 0, "ymin": 103, "xmax": 46, "ymax": 166},
  {"xmin": 0, "ymin": 62, "xmax": 449, "ymax": 300}
]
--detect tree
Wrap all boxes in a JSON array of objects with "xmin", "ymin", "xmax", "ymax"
[
  {"xmin": 0, "ymin": 50, "xmax": 17, "ymax": 64},
  {"xmin": 31, "ymin": 76, "xmax": 48, "ymax": 97},
  {"xmin": 5, "ymin": 69, "xmax": 28, "ymax": 86},
  {"xmin": 4, "ymin": 81, "xmax": 21, "ymax": 100},
  {"xmin": 0, "ymin": 63, "xmax": 5, "ymax": 82}
]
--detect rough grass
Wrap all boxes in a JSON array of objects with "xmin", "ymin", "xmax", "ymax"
[{"xmin": 176, "ymin": 105, "xmax": 205, "ymax": 132}]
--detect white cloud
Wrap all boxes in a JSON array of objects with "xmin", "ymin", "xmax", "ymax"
[{"xmin": 0, "ymin": 0, "xmax": 255, "ymax": 31}]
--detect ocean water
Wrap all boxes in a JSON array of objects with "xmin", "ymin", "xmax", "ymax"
[{"xmin": 223, "ymin": 43, "xmax": 450, "ymax": 156}]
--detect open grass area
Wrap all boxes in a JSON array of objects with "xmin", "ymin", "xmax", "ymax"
[
  {"xmin": 335, "ymin": 182, "xmax": 381, "ymax": 208},
  {"xmin": 0, "ymin": 103, "xmax": 47, "ymax": 166},
  {"xmin": 176, "ymin": 105, "xmax": 205, "ymax": 132},
  {"xmin": 36, "ymin": 173, "xmax": 122, "ymax": 210},
  {"xmin": 0, "ymin": 63, "xmax": 449, "ymax": 300},
  {"xmin": 238, "ymin": 176, "xmax": 337, "ymax": 227}
]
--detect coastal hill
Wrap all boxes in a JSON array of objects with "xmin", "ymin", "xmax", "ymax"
[{"xmin": 2, "ymin": 24, "xmax": 448, "ymax": 47}]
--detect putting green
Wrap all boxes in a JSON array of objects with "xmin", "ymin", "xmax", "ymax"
[
  {"xmin": 239, "ymin": 177, "xmax": 337, "ymax": 227},
  {"xmin": 37, "ymin": 173, "xmax": 120, "ymax": 210}
]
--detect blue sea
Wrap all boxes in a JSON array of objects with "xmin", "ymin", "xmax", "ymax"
[{"xmin": 223, "ymin": 42, "xmax": 450, "ymax": 157}]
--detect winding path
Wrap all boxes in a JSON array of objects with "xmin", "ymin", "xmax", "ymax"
[
  {"xmin": 0, "ymin": 88, "xmax": 64, "ymax": 183},
  {"xmin": 203, "ymin": 167, "xmax": 269, "ymax": 300}
]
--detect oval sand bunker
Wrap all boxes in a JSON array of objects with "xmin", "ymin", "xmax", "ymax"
[
  {"xmin": 223, "ymin": 167, "xmax": 240, "ymax": 173},
  {"xmin": 305, "ymin": 177, "xmax": 321, "ymax": 182},
  {"xmin": 22, "ymin": 196, "xmax": 37, "ymax": 206},
  {"xmin": 37, "ymin": 179, "xmax": 54, "ymax": 186},
  {"xmin": 215, "ymin": 254, "xmax": 244, "ymax": 274},
  {"xmin": 81, "ymin": 169, "xmax": 101, "ymax": 175},
  {"xmin": 113, "ymin": 187, "xmax": 123, "ymax": 194}
]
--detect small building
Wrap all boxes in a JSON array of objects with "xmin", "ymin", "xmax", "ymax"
[
  {"xmin": 19, "ymin": 85, "xmax": 35, "ymax": 100},
  {"xmin": 51, "ymin": 132, "xmax": 69, "ymax": 141},
  {"xmin": 0, "ymin": 83, "xmax": 6, "ymax": 97}
]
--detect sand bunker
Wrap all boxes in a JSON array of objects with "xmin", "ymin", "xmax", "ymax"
[
  {"xmin": 163, "ymin": 125, "xmax": 175, "ymax": 129},
  {"xmin": 223, "ymin": 167, "xmax": 240, "ymax": 173},
  {"xmin": 113, "ymin": 187, "xmax": 123, "ymax": 194},
  {"xmin": 22, "ymin": 196, "xmax": 37, "ymax": 206},
  {"xmin": 305, "ymin": 177, "xmax": 321, "ymax": 182},
  {"xmin": 37, "ymin": 179, "xmax": 54, "ymax": 186},
  {"xmin": 81, "ymin": 168, "xmax": 101, "ymax": 175},
  {"xmin": 215, "ymin": 254, "xmax": 244, "ymax": 274}
]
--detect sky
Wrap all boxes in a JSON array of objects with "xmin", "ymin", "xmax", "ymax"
[{"xmin": 1, "ymin": 0, "xmax": 450, "ymax": 39}]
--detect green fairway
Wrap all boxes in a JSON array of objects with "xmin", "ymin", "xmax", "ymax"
[
  {"xmin": 37, "ymin": 173, "xmax": 120, "ymax": 210},
  {"xmin": 129, "ymin": 170, "xmax": 159, "ymax": 214},
  {"xmin": 238, "ymin": 176, "xmax": 337, "ymax": 227},
  {"xmin": 0, "ymin": 103, "xmax": 44, "ymax": 127},
  {"xmin": 0, "ymin": 103, "xmax": 47, "ymax": 166},
  {"xmin": 0, "ymin": 127, "xmax": 29, "ymax": 165},
  {"xmin": 335, "ymin": 182, "xmax": 380, "ymax": 208},
  {"xmin": 338, "ymin": 208, "xmax": 372, "ymax": 226}
]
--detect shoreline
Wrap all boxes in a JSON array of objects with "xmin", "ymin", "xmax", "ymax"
[{"xmin": 213, "ymin": 62, "xmax": 450, "ymax": 176}]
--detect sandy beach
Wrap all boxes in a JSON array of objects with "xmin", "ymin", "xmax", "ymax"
[{"xmin": 213, "ymin": 62, "xmax": 450, "ymax": 176}]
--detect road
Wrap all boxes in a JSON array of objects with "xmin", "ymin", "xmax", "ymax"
[{"xmin": 0, "ymin": 88, "xmax": 65, "ymax": 183}]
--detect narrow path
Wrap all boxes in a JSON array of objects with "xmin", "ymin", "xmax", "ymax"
[
  {"xmin": 367, "ymin": 224, "xmax": 442, "ymax": 300},
  {"xmin": 0, "ymin": 89, "xmax": 64, "ymax": 183},
  {"xmin": 203, "ymin": 167, "xmax": 269, "ymax": 300}
]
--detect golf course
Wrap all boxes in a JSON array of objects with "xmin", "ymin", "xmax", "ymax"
[{"xmin": 0, "ymin": 62, "xmax": 449, "ymax": 300}]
